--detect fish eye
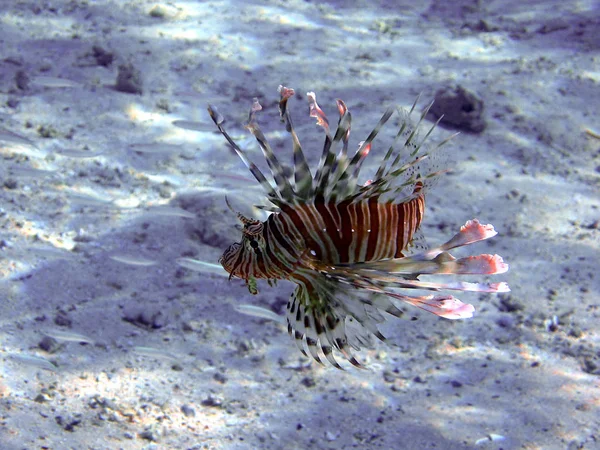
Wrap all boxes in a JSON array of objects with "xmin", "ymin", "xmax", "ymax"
[{"xmin": 249, "ymin": 239, "xmax": 259, "ymax": 249}]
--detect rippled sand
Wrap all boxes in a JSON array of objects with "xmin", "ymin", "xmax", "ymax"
[{"xmin": 0, "ymin": 1, "xmax": 598, "ymax": 448}]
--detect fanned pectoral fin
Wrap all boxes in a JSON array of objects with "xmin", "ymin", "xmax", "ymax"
[
  {"xmin": 361, "ymin": 219, "xmax": 509, "ymax": 276},
  {"xmin": 286, "ymin": 287, "xmax": 321, "ymax": 364},
  {"xmin": 286, "ymin": 283, "xmax": 365, "ymax": 369},
  {"xmin": 318, "ymin": 219, "xmax": 509, "ymax": 322},
  {"xmin": 335, "ymin": 219, "xmax": 509, "ymax": 280},
  {"xmin": 386, "ymin": 292, "xmax": 475, "ymax": 320},
  {"xmin": 375, "ymin": 252, "xmax": 508, "ymax": 276}
]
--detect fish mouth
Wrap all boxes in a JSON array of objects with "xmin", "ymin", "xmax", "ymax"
[
  {"xmin": 218, "ymin": 255, "xmax": 231, "ymax": 274},
  {"xmin": 220, "ymin": 242, "xmax": 243, "ymax": 277},
  {"xmin": 219, "ymin": 251, "xmax": 241, "ymax": 280}
]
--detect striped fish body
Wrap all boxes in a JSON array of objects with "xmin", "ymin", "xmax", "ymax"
[
  {"xmin": 209, "ymin": 86, "xmax": 509, "ymax": 368},
  {"xmin": 221, "ymin": 194, "xmax": 424, "ymax": 281},
  {"xmin": 277, "ymin": 195, "xmax": 424, "ymax": 264}
]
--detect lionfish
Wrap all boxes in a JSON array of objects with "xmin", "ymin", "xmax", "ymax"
[{"xmin": 207, "ymin": 86, "xmax": 509, "ymax": 368}]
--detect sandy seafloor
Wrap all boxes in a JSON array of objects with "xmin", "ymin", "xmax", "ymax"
[{"xmin": 0, "ymin": 0, "xmax": 599, "ymax": 449}]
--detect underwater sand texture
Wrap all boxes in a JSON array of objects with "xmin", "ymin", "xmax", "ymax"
[{"xmin": 0, "ymin": 0, "xmax": 598, "ymax": 449}]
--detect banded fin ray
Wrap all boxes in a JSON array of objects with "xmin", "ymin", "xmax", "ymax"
[
  {"xmin": 207, "ymin": 105, "xmax": 281, "ymax": 204},
  {"xmin": 209, "ymin": 87, "xmax": 440, "ymax": 208},
  {"xmin": 278, "ymin": 86, "xmax": 313, "ymax": 199},
  {"xmin": 328, "ymin": 107, "xmax": 394, "ymax": 202},
  {"xmin": 315, "ymin": 219, "xmax": 510, "ymax": 321},
  {"xmin": 308, "ymin": 92, "xmax": 351, "ymax": 198},
  {"xmin": 286, "ymin": 271, "xmax": 401, "ymax": 369},
  {"xmin": 287, "ymin": 283, "xmax": 350, "ymax": 369},
  {"xmin": 285, "ymin": 266, "xmax": 418, "ymax": 368},
  {"xmin": 315, "ymin": 102, "xmax": 352, "ymax": 198},
  {"xmin": 246, "ymin": 98, "xmax": 296, "ymax": 201}
]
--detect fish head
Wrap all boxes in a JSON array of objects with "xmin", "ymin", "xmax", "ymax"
[
  {"xmin": 219, "ymin": 218, "xmax": 266, "ymax": 280},
  {"xmin": 221, "ymin": 197, "xmax": 268, "ymax": 279}
]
